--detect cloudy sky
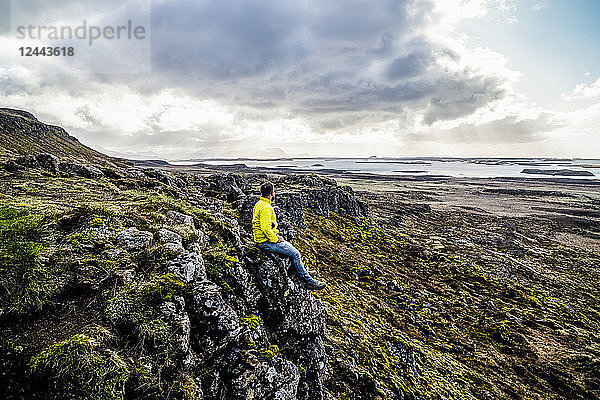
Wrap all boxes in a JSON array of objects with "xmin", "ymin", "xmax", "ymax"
[{"xmin": 1, "ymin": 0, "xmax": 600, "ymax": 159}]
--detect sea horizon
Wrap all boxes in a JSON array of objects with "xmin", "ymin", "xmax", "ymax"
[{"xmin": 167, "ymin": 156, "xmax": 600, "ymax": 180}]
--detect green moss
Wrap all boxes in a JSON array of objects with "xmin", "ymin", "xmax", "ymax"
[
  {"xmin": 89, "ymin": 217, "xmax": 105, "ymax": 227},
  {"xmin": 240, "ymin": 314, "xmax": 261, "ymax": 330},
  {"xmin": 105, "ymin": 273, "xmax": 185, "ymax": 327},
  {"xmin": 103, "ymin": 274, "xmax": 188, "ymax": 397},
  {"xmin": 138, "ymin": 318, "xmax": 170, "ymax": 346},
  {"xmin": 203, "ymin": 248, "xmax": 240, "ymax": 281},
  {"xmin": 170, "ymin": 375, "xmax": 201, "ymax": 400},
  {"xmin": 258, "ymin": 344, "xmax": 280, "ymax": 362},
  {"xmin": 65, "ymin": 230, "xmax": 110, "ymax": 253},
  {"xmin": 0, "ymin": 205, "xmax": 63, "ymax": 314},
  {"xmin": 30, "ymin": 327, "xmax": 130, "ymax": 400}
]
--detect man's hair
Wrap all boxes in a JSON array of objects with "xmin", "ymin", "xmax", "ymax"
[{"xmin": 260, "ymin": 181, "xmax": 274, "ymax": 197}]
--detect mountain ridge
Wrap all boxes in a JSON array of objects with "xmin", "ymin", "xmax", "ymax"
[{"xmin": 0, "ymin": 108, "xmax": 125, "ymax": 167}]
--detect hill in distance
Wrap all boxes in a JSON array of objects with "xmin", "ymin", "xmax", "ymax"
[{"xmin": 0, "ymin": 108, "xmax": 125, "ymax": 167}]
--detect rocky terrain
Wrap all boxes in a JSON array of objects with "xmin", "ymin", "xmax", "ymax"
[{"xmin": 1, "ymin": 109, "xmax": 600, "ymax": 399}]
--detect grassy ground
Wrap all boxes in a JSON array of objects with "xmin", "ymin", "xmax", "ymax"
[{"xmin": 294, "ymin": 184, "xmax": 600, "ymax": 399}]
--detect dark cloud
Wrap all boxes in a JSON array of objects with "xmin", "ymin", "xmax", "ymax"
[
  {"xmin": 150, "ymin": 0, "xmax": 308, "ymax": 80},
  {"xmin": 388, "ymin": 52, "xmax": 432, "ymax": 80},
  {"xmin": 3, "ymin": 0, "xmax": 525, "ymax": 150},
  {"xmin": 143, "ymin": 0, "xmax": 512, "ymax": 128},
  {"xmin": 423, "ymin": 75, "xmax": 508, "ymax": 124}
]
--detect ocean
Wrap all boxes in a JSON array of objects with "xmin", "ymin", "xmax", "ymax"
[{"xmin": 172, "ymin": 157, "xmax": 600, "ymax": 180}]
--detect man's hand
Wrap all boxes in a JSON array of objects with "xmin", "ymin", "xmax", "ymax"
[{"xmin": 277, "ymin": 235, "xmax": 284, "ymax": 242}]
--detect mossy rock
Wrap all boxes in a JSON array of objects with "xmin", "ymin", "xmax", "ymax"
[
  {"xmin": 29, "ymin": 327, "xmax": 130, "ymax": 400},
  {"xmin": 105, "ymin": 273, "xmax": 185, "ymax": 328},
  {"xmin": 0, "ymin": 205, "xmax": 62, "ymax": 314}
]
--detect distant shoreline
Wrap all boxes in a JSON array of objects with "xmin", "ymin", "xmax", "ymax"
[
  {"xmin": 146, "ymin": 160, "xmax": 600, "ymax": 186},
  {"xmin": 148, "ymin": 157, "xmax": 600, "ymax": 182}
]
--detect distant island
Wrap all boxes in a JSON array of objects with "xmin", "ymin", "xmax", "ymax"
[{"xmin": 521, "ymin": 168, "xmax": 594, "ymax": 177}]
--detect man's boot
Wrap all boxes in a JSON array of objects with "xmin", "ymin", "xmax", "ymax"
[{"xmin": 305, "ymin": 279, "xmax": 327, "ymax": 291}]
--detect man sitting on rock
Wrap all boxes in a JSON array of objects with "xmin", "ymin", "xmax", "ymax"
[{"xmin": 253, "ymin": 181, "xmax": 327, "ymax": 291}]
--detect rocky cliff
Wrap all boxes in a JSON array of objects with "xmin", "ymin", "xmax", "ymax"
[{"xmin": 0, "ymin": 148, "xmax": 369, "ymax": 399}]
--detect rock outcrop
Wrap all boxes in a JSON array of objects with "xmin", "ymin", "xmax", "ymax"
[
  {"xmin": 277, "ymin": 173, "xmax": 337, "ymax": 188},
  {"xmin": 4, "ymin": 153, "xmax": 59, "ymax": 173},
  {"xmin": 121, "ymin": 171, "xmax": 365, "ymax": 399},
  {"xmin": 3, "ymin": 152, "xmax": 104, "ymax": 179},
  {"xmin": 142, "ymin": 168, "xmax": 186, "ymax": 188},
  {"xmin": 236, "ymin": 178, "xmax": 369, "ymax": 237},
  {"xmin": 206, "ymin": 173, "xmax": 247, "ymax": 201},
  {"xmin": 58, "ymin": 162, "xmax": 103, "ymax": 179},
  {"xmin": 116, "ymin": 227, "xmax": 153, "ymax": 250},
  {"xmin": 303, "ymin": 186, "xmax": 368, "ymax": 218},
  {"xmin": 245, "ymin": 253, "xmax": 328, "ymax": 400},
  {"xmin": 159, "ymin": 201, "xmax": 333, "ymax": 399},
  {"xmin": 167, "ymin": 249, "xmax": 206, "ymax": 282},
  {"xmin": 0, "ymin": 147, "xmax": 371, "ymax": 400}
]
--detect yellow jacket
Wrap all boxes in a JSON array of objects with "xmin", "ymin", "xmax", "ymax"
[{"xmin": 252, "ymin": 197, "xmax": 279, "ymax": 243}]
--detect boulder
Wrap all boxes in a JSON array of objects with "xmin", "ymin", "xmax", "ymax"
[
  {"xmin": 116, "ymin": 227, "xmax": 153, "ymax": 250},
  {"xmin": 159, "ymin": 296, "xmax": 193, "ymax": 365},
  {"xmin": 35, "ymin": 153, "xmax": 59, "ymax": 173},
  {"xmin": 3, "ymin": 160, "xmax": 23, "ymax": 172},
  {"xmin": 155, "ymin": 169, "xmax": 186, "ymax": 188},
  {"xmin": 14, "ymin": 155, "xmax": 39, "ymax": 169},
  {"xmin": 158, "ymin": 228, "xmax": 184, "ymax": 253},
  {"xmin": 58, "ymin": 162, "xmax": 103, "ymax": 179},
  {"xmin": 166, "ymin": 210, "xmax": 195, "ymax": 228},
  {"xmin": 167, "ymin": 250, "xmax": 206, "ymax": 283},
  {"xmin": 228, "ymin": 356, "xmax": 300, "ymax": 400},
  {"xmin": 188, "ymin": 281, "xmax": 244, "ymax": 361},
  {"xmin": 207, "ymin": 173, "xmax": 246, "ymax": 202}
]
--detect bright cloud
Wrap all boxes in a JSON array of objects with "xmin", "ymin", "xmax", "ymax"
[{"xmin": 562, "ymin": 78, "xmax": 600, "ymax": 101}]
